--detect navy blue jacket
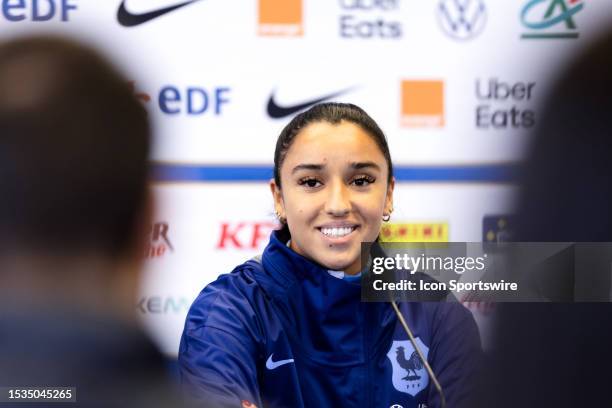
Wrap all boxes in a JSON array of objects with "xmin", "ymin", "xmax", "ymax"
[{"xmin": 179, "ymin": 231, "xmax": 481, "ymax": 407}]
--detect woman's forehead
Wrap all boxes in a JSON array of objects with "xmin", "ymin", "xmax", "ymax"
[{"xmin": 284, "ymin": 121, "xmax": 385, "ymax": 164}]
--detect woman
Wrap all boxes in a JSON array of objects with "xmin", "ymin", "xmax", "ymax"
[{"xmin": 179, "ymin": 103, "xmax": 481, "ymax": 408}]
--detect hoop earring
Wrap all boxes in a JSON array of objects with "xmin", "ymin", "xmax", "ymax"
[
  {"xmin": 382, "ymin": 214, "xmax": 391, "ymax": 222},
  {"xmin": 275, "ymin": 211, "xmax": 286, "ymax": 224}
]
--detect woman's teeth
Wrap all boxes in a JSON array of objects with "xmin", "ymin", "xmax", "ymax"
[{"xmin": 320, "ymin": 227, "xmax": 355, "ymax": 238}]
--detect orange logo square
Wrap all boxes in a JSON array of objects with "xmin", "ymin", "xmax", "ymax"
[
  {"xmin": 401, "ymin": 80, "xmax": 444, "ymax": 127},
  {"xmin": 258, "ymin": 0, "xmax": 303, "ymax": 36}
]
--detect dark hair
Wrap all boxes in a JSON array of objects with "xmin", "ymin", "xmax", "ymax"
[
  {"xmin": 273, "ymin": 102, "xmax": 393, "ymax": 188},
  {"xmin": 0, "ymin": 36, "xmax": 150, "ymax": 256}
]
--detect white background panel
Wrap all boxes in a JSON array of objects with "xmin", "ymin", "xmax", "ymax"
[{"xmin": 0, "ymin": 0, "xmax": 610, "ymax": 355}]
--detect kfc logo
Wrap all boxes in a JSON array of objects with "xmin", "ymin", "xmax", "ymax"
[{"xmin": 217, "ymin": 221, "xmax": 278, "ymax": 249}]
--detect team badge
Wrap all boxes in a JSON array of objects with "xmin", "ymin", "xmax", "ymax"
[{"xmin": 386, "ymin": 338, "xmax": 430, "ymax": 396}]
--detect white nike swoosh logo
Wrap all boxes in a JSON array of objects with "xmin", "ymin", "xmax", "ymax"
[{"xmin": 265, "ymin": 354, "xmax": 294, "ymax": 370}]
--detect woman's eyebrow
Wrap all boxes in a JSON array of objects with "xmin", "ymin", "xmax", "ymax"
[
  {"xmin": 351, "ymin": 161, "xmax": 381, "ymax": 171},
  {"xmin": 291, "ymin": 163, "xmax": 325, "ymax": 174}
]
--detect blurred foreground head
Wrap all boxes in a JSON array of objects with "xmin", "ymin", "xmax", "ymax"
[
  {"xmin": 517, "ymin": 33, "xmax": 612, "ymax": 242},
  {"xmin": 480, "ymin": 31, "xmax": 612, "ymax": 408},
  {"xmin": 0, "ymin": 37, "xmax": 184, "ymax": 408},
  {"xmin": 0, "ymin": 36, "xmax": 151, "ymax": 317},
  {"xmin": 0, "ymin": 36, "xmax": 149, "ymax": 255}
]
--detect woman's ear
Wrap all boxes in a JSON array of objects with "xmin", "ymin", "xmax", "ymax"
[
  {"xmin": 269, "ymin": 179, "xmax": 285, "ymax": 219},
  {"xmin": 384, "ymin": 176, "xmax": 395, "ymax": 216}
]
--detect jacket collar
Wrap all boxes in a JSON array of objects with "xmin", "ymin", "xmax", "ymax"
[
  {"xmin": 261, "ymin": 230, "xmax": 361, "ymax": 292},
  {"xmin": 256, "ymin": 231, "xmax": 400, "ymax": 363}
]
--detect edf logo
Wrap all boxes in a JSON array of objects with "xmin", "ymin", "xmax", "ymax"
[
  {"xmin": 159, "ymin": 86, "xmax": 231, "ymax": 115},
  {"xmin": 1, "ymin": 0, "xmax": 77, "ymax": 22}
]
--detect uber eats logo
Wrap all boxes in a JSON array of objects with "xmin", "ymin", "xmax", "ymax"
[
  {"xmin": 339, "ymin": 0, "xmax": 403, "ymax": 39},
  {"xmin": 475, "ymin": 78, "xmax": 536, "ymax": 129}
]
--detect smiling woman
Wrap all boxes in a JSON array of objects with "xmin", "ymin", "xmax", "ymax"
[
  {"xmin": 270, "ymin": 106, "xmax": 394, "ymax": 275},
  {"xmin": 179, "ymin": 103, "xmax": 482, "ymax": 408}
]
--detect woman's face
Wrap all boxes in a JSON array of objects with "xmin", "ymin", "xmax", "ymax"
[{"xmin": 271, "ymin": 120, "xmax": 394, "ymax": 275}]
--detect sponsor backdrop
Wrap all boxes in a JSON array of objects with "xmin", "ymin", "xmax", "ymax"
[{"xmin": 1, "ymin": 0, "xmax": 610, "ymax": 355}]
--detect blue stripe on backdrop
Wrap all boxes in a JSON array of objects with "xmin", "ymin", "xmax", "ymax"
[{"xmin": 151, "ymin": 164, "xmax": 519, "ymax": 183}]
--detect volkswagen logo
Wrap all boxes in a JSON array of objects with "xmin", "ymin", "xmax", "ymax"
[{"xmin": 437, "ymin": 0, "xmax": 487, "ymax": 41}]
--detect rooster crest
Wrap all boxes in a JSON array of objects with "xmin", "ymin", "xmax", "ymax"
[
  {"xmin": 395, "ymin": 346, "xmax": 424, "ymax": 381},
  {"xmin": 387, "ymin": 339, "xmax": 430, "ymax": 395}
]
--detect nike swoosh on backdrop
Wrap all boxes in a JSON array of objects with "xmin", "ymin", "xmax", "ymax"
[
  {"xmin": 267, "ymin": 87, "xmax": 354, "ymax": 119},
  {"xmin": 117, "ymin": 0, "xmax": 201, "ymax": 27},
  {"xmin": 265, "ymin": 354, "xmax": 294, "ymax": 370}
]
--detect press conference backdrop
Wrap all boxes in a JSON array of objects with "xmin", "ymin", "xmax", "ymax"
[{"xmin": 0, "ymin": 0, "xmax": 609, "ymax": 356}]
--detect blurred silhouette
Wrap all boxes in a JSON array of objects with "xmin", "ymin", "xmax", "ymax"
[
  {"xmin": 475, "ymin": 31, "xmax": 612, "ymax": 408},
  {"xmin": 0, "ymin": 36, "xmax": 180, "ymax": 407}
]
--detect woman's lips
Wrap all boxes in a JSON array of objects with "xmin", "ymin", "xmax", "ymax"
[{"xmin": 317, "ymin": 225, "xmax": 359, "ymax": 244}]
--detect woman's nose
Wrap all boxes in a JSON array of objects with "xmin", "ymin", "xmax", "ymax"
[{"xmin": 324, "ymin": 181, "xmax": 350, "ymax": 216}]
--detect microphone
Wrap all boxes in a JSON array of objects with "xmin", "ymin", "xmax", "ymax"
[
  {"xmin": 367, "ymin": 240, "xmax": 447, "ymax": 407},
  {"xmin": 390, "ymin": 299, "xmax": 447, "ymax": 408}
]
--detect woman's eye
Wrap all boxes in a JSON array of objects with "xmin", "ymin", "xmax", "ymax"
[
  {"xmin": 298, "ymin": 178, "xmax": 322, "ymax": 188},
  {"xmin": 352, "ymin": 176, "xmax": 375, "ymax": 187}
]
